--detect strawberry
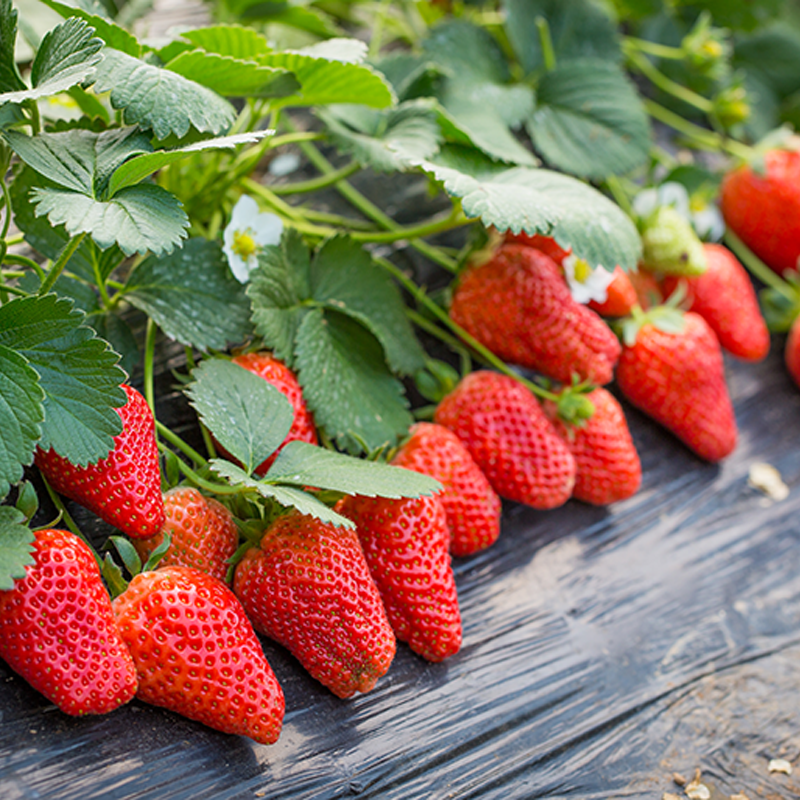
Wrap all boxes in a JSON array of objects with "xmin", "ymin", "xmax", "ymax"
[
  {"xmin": 133, "ymin": 488, "xmax": 240, "ymax": 583},
  {"xmin": 0, "ymin": 528, "xmax": 138, "ymax": 716},
  {"xmin": 434, "ymin": 371, "xmax": 576, "ymax": 508},
  {"xmin": 544, "ymin": 388, "xmax": 642, "ymax": 505},
  {"xmin": 786, "ymin": 316, "xmax": 800, "ymax": 390},
  {"xmin": 113, "ymin": 565, "xmax": 284, "ymax": 744},
  {"xmin": 336, "ymin": 492, "xmax": 462, "ymax": 662},
  {"xmin": 230, "ymin": 353, "xmax": 317, "ymax": 475},
  {"xmin": 661, "ymin": 243, "xmax": 770, "ymax": 362},
  {"xmin": 233, "ymin": 512, "xmax": 396, "ymax": 699},
  {"xmin": 390, "ymin": 422, "xmax": 501, "ymax": 557},
  {"xmin": 720, "ymin": 147, "xmax": 800, "ymax": 275},
  {"xmin": 450, "ymin": 244, "xmax": 621, "ymax": 385},
  {"xmin": 35, "ymin": 384, "xmax": 165, "ymax": 539},
  {"xmin": 587, "ymin": 266, "xmax": 638, "ymax": 318},
  {"xmin": 616, "ymin": 308, "xmax": 737, "ymax": 462},
  {"xmin": 503, "ymin": 231, "xmax": 570, "ymax": 264},
  {"xmin": 628, "ymin": 267, "xmax": 663, "ymax": 310}
]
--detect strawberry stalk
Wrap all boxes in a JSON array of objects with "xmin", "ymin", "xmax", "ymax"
[
  {"xmin": 37, "ymin": 233, "xmax": 86, "ymax": 296},
  {"xmin": 39, "ymin": 476, "xmax": 103, "ymax": 568}
]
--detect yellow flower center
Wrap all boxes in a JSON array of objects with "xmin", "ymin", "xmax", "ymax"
[
  {"xmin": 573, "ymin": 258, "xmax": 592, "ymax": 283},
  {"xmin": 701, "ymin": 40, "xmax": 723, "ymax": 59},
  {"xmin": 232, "ymin": 229, "xmax": 258, "ymax": 260}
]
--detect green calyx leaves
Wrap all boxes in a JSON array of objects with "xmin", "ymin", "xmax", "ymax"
[{"xmin": 619, "ymin": 303, "xmax": 687, "ymax": 348}]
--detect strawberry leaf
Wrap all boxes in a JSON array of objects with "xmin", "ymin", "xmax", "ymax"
[
  {"xmin": 0, "ymin": 0, "xmax": 26, "ymax": 93},
  {"xmin": 0, "ymin": 17, "xmax": 103, "ymax": 105},
  {"xmin": 31, "ymin": 184, "xmax": 189, "ymax": 256},
  {"xmin": 90, "ymin": 48, "xmax": 236, "ymax": 139},
  {"xmin": 415, "ymin": 149, "xmax": 642, "ymax": 271},
  {"xmin": 502, "ymin": 0, "xmax": 621, "ymax": 75},
  {"xmin": 185, "ymin": 359, "xmax": 294, "ymax": 475},
  {"xmin": 39, "ymin": 0, "xmax": 141, "ymax": 56},
  {"xmin": 179, "ymin": 25, "xmax": 273, "ymax": 60},
  {"xmin": 0, "ymin": 345, "xmax": 45, "ymax": 498},
  {"xmin": 0, "ymin": 507, "xmax": 35, "ymax": 591},
  {"xmin": 295, "ymin": 309, "xmax": 413, "ymax": 454},
  {"xmin": 124, "ymin": 238, "xmax": 253, "ymax": 352},
  {"xmin": 0, "ymin": 295, "xmax": 127, "ymax": 466},
  {"xmin": 265, "ymin": 441, "xmax": 441, "ymax": 498},
  {"xmin": 527, "ymin": 58, "xmax": 651, "ymax": 180}
]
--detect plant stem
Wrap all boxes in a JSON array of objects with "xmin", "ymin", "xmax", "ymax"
[
  {"xmin": 0, "ymin": 176, "xmax": 12, "ymax": 240},
  {"xmin": 156, "ymin": 442, "xmax": 243, "ymax": 495},
  {"xmin": 350, "ymin": 205, "xmax": 471, "ymax": 243},
  {"xmin": 155, "ymin": 420, "xmax": 207, "ymax": 467},
  {"xmin": 143, "ymin": 319, "xmax": 157, "ymax": 415},
  {"xmin": 604, "ymin": 174, "xmax": 635, "ymax": 217},
  {"xmin": 299, "ymin": 208, "xmax": 379, "ymax": 231},
  {"xmin": 38, "ymin": 233, "xmax": 86, "ymax": 295},
  {"xmin": 271, "ymin": 161, "xmax": 361, "ymax": 195},
  {"xmin": 2, "ymin": 253, "xmax": 46, "ymax": 281},
  {"xmin": 724, "ymin": 229, "xmax": 796, "ymax": 301},
  {"xmin": 623, "ymin": 36, "xmax": 685, "ymax": 60},
  {"xmin": 41, "ymin": 477, "xmax": 102, "ymax": 568},
  {"xmin": 5, "ymin": 233, "xmax": 23, "ymax": 246},
  {"xmin": 267, "ymin": 131, "xmax": 326, "ymax": 149},
  {"xmin": 536, "ymin": 16, "xmax": 557, "ymax": 71}
]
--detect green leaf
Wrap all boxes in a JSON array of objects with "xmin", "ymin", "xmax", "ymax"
[
  {"xmin": 228, "ymin": 2, "xmax": 339, "ymax": 37},
  {"xmin": 527, "ymin": 58, "xmax": 651, "ymax": 180},
  {"xmin": 422, "ymin": 19, "xmax": 510, "ymax": 84},
  {"xmin": 502, "ymin": 0, "xmax": 621, "ymax": 75},
  {"xmin": 415, "ymin": 148, "xmax": 642, "ymax": 271},
  {"xmin": 39, "ymin": 0, "xmax": 141, "ymax": 56},
  {"xmin": 318, "ymin": 100, "xmax": 443, "ymax": 172},
  {"xmin": 0, "ymin": 0, "xmax": 26, "ymax": 93},
  {"xmin": 164, "ymin": 50, "xmax": 299, "ymax": 99},
  {"xmin": 734, "ymin": 25, "xmax": 800, "ymax": 99},
  {"xmin": 9, "ymin": 165, "xmax": 124, "ymax": 283},
  {"xmin": 185, "ymin": 358, "xmax": 294, "ymax": 475},
  {"xmin": 124, "ymin": 238, "xmax": 253, "ymax": 351},
  {"xmin": 0, "ymin": 294, "xmax": 126, "ymax": 465},
  {"xmin": 295, "ymin": 309, "xmax": 413, "ymax": 454},
  {"xmin": 179, "ymin": 25, "xmax": 272, "ymax": 60},
  {"xmin": 91, "ymin": 312, "xmax": 139, "ymax": 378},
  {"xmin": 106, "ymin": 131, "xmax": 270, "ymax": 196},
  {"xmin": 310, "ymin": 235, "xmax": 426, "ymax": 375},
  {"xmin": 0, "ymin": 345, "xmax": 45, "ymax": 498},
  {"xmin": 0, "ymin": 507, "xmax": 35, "ymax": 591},
  {"xmin": 248, "ymin": 228, "xmax": 312, "ymax": 366},
  {"xmin": 261, "ymin": 42, "xmax": 395, "ymax": 109},
  {"xmin": 371, "ymin": 53, "xmax": 447, "ymax": 102},
  {"xmin": 266, "ymin": 440, "xmax": 441, "ymax": 498},
  {"xmin": 209, "ymin": 460, "xmax": 355, "ymax": 528},
  {"xmin": 32, "ymin": 183, "xmax": 189, "ymax": 256},
  {"xmin": 90, "ymin": 48, "xmax": 236, "ymax": 139}
]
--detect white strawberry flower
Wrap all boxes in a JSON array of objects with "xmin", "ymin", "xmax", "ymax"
[
  {"xmin": 563, "ymin": 254, "xmax": 615, "ymax": 305},
  {"xmin": 222, "ymin": 195, "xmax": 283, "ymax": 283},
  {"xmin": 633, "ymin": 181, "xmax": 724, "ymax": 242}
]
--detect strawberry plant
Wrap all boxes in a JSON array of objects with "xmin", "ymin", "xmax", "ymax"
[{"xmin": 1, "ymin": 0, "xmax": 800, "ymax": 757}]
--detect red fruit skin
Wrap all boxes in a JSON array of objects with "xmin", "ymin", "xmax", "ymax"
[
  {"xmin": 391, "ymin": 422, "xmax": 501, "ymax": 557},
  {"xmin": 786, "ymin": 316, "xmax": 800, "ymax": 389},
  {"xmin": 133, "ymin": 488, "xmax": 239, "ymax": 583},
  {"xmin": 450, "ymin": 245, "xmax": 621, "ymax": 385},
  {"xmin": 337, "ymin": 493, "xmax": 462, "ymax": 662},
  {"xmin": 35, "ymin": 384, "xmax": 165, "ymax": 539},
  {"xmin": 113, "ymin": 566, "xmax": 285, "ymax": 744},
  {"xmin": 503, "ymin": 231, "xmax": 571, "ymax": 264},
  {"xmin": 0, "ymin": 528, "xmax": 138, "ymax": 716},
  {"xmin": 628, "ymin": 267, "xmax": 663, "ymax": 310},
  {"xmin": 231, "ymin": 353, "xmax": 318, "ymax": 475},
  {"xmin": 588, "ymin": 266, "xmax": 638, "ymax": 318},
  {"xmin": 233, "ymin": 513, "xmax": 396, "ymax": 699},
  {"xmin": 661, "ymin": 243, "xmax": 769, "ymax": 362},
  {"xmin": 616, "ymin": 311, "xmax": 738, "ymax": 462},
  {"xmin": 434, "ymin": 371, "xmax": 576, "ymax": 508},
  {"xmin": 720, "ymin": 149, "xmax": 800, "ymax": 276},
  {"xmin": 544, "ymin": 388, "xmax": 642, "ymax": 505}
]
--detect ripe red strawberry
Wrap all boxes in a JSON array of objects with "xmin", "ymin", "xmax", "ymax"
[
  {"xmin": 628, "ymin": 267, "xmax": 663, "ymax": 309},
  {"xmin": 391, "ymin": 422, "xmax": 501, "ymax": 557},
  {"xmin": 544, "ymin": 388, "xmax": 641, "ymax": 505},
  {"xmin": 230, "ymin": 352, "xmax": 317, "ymax": 475},
  {"xmin": 233, "ymin": 512, "xmax": 396, "ymax": 699},
  {"xmin": 0, "ymin": 528, "xmax": 138, "ymax": 716},
  {"xmin": 661, "ymin": 243, "xmax": 769, "ymax": 362},
  {"xmin": 133, "ymin": 488, "xmax": 239, "ymax": 583},
  {"xmin": 504, "ymin": 231, "xmax": 570, "ymax": 264},
  {"xmin": 587, "ymin": 266, "xmax": 638, "ymax": 318},
  {"xmin": 786, "ymin": 316, "xmax": 800, "ymax": 389},
  {"xmin": 434, "ymin": 371, "xmax": 576, "ymax": 508},
  {"xmin": 336, "ymin": 493, "xmax": 462, "ymax": 662},
  {"xmin": 720, "ymin": 147, "xmax": 800, "ymax": 275},
  {"xmin": 113, "ymin": 565, "xmax": 284, "ymax": 744},
  {"xmin": 616, "ymin": 309, "xmax": 737, "ymax": 462},
  {"xmin": 35, "ymin": 384, "xmax": 165, "ymax": 539},
  {"xmin": 450, "ymin": 244, "xmax": 621, "ymax": 385}
]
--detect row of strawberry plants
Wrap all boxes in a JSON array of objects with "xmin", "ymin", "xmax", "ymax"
[{"xmin": 2, "ymin": 0, "xmax": 800, "ymax": 747}]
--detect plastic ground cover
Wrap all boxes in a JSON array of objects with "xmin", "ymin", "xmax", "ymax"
[{"xmin": 1, "ymin": 337, "xmax": 800, "ymax": 800}]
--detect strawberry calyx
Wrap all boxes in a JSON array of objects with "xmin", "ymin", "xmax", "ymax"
[
  {"xmin": 554, "ymin": 383, "xmax": 597, "ymax": 430},
  {"xmin": 617, "ymin": 301, "xmax": 687, "ymax": 348}
]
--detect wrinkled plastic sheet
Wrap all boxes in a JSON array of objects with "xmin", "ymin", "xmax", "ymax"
[{"xmin": 2, "ymin": 330, "xmax": 800, "ymax": 800}]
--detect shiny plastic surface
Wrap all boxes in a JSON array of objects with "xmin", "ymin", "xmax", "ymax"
[{"xmin": 2, "ymin": 342, "xmax": 800, "ymax": 799}]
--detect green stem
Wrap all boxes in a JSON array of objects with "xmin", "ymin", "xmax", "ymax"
[
  {"xmin": 724, "ymin": 229, "xmax": 796, "ymax": 301},
  {"xmin": 536, "ymin": 16, "xmax": 557, "ymax": 71},
  {"xmin": 368, "ymin": 0, "xmax": 393, "ymax": 60},
  {"xmin": 41, "ymin": 477, "xmax": 102, "ymax": 568},
  {"xmin": 267, "ymin": 131, "xmax": 326, "ymax": 149},
  {"xmin": 2, "ymin": 253, "xmax": 46, "ymax": 281},
  {"xmin": 143, "ymin": 319, "xmax": 157, "ymax": 415},
  {"xmin": 623, "ymin": 36, "xmax": 685, "ymax": 60},
  {"xmin": 156, "ymin": 442, "xmax": 243, "ymax": 495},
  {"xmin": 38, "ymin": 233, "xmax": 86, "ymax": 295},
  {"xmin": 5, "ymin": 233, "xmax": 23, "ymax": 246},
  {"xmin": 625, "ymin": 47, "xmax": 713, "ymax": 114},
  {"xmin": 350, "ymin": 206, "xmax": 471, "ymax": 243},
  {"xmin": 0, "ymin": 175, "xmax": 12, "ymax": 240},
  {"xmin": 0, "ymin": 282, "xmax": 29, "ymax": 297},
  {"xmin": 271, "ymin": 161, "xmax": 361, "ymax": 195},
  {"xmin": 155, "ymin": 420, "xmax": 207, "ymax": 467},
  {"xmin": 299, "ymin": 208, "xmax": 379, "ymax": 231},
  {"xmin": 604, "ymin": 174, "xmax": 634, "ymax": 217}
]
